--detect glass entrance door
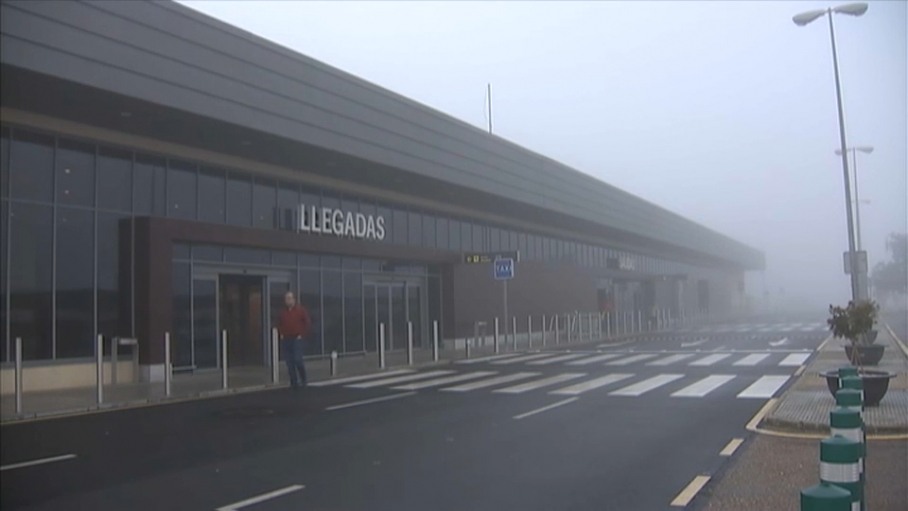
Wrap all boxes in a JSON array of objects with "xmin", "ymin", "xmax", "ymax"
[
  {"xmin": 364, "ymin": 279, "xmax": 426, "ymax": 352},
  {"xmin": 219, "ymin": 274, "xmax": 265, "ymax": 367},
  {"xmin": 268, "ymin": 277, "xmax": 292, "ymax": 364}
]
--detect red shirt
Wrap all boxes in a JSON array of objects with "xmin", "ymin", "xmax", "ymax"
[{"xmin": 278, "ymin": 304, "xmax": 311, "ymax": 340}]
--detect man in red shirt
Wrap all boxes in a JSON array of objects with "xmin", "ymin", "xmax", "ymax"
[{"xmin": 278, "ymin": 291, "xmax": 312, "ymax": 389}]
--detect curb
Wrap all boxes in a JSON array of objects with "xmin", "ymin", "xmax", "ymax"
[
  {"xmin": 759, "ymin": 416, "xmax": 908, "ymax": 438},
  {"xmin": 884, "ymin": 322, "xmax": 908, "ymax": 359}
]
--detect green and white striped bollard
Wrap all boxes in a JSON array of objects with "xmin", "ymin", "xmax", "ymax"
[
  {"xmin": 838, "ymin": 376, "xmax": 866, "ymax": 511},
  {"xmin": 820, "ymin": 435, "xmax": 863, "ymax": 511},
  {"xmin": 800, "ymin": 481, "xmax": 852, "ymax": 511}
]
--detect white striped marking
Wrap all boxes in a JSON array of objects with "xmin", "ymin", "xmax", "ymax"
[
  {"xmin": 607, "ymin": 354, "xmax": 658, "ymax": 365},
  {"xmin": 494, "ymin": 373, "xmax": 586, "ymax": 394},
  {"xmin": 549, "ymin": 374, "xmax": 634, "ymax": 395},
  {"xmin": 346, "ymin": 370, "xmax": 455, "ymax": 389},
  {"xmin": 720, "ymin": 438, "xmax": 744, "ymax": 456},
  {"xmin": 610, "ymin": 374, "xmax": 685, "ymax": 396},
  {"xmin": 527, "ymin": 354, "xmax": 587, "ymax": 365},
  {"xmin": 325, "ymin": 392, "xmax": 416, "ymax": 411},
  {"xmin": 440, "ymin": 372, "xmax": 540, "ymax": 392},
  {"xmin": 670, "ymin": 475, "xmax": 711, "ymax": 507},
  {"xmin": 0, "ymin": 454, "xmax": 77, "ymax": 472},
  {"xmin": 566, "ymin": 353, "xmax": 623, "ymax": 365},
  {"xmin": 513, "ymin": 397, "xmax": 579, "ymax": 420},
  {"xmin": 648, "ymin": 354, "xmax": 695, "ymax": 366},
  {"xmin": 671, "ymin": 375, "xmax": 736, "ymax": 397},
  {"xmin": 309, "ymin": 369, "xmax": 415, "ymax": 387},
  {"xmin": 733, "ymin": 354, "xmax": 770, "ymax": 366},
  {"xmin": 455, "ymin": 353, "xmax": 523, "ymax": 364},
  {"xmin": 391, "ymin": 371, "xmax": 496, "ymax": 390},
  {"xmin": 216, "ymin": 485, "xmax": 305, "ymax": 511},
  {"xmin": 689, "ymin": 354, "xmax": 731, "ymax": 366},
  {"xmin": 491, "ymin": 354, "xmax": 554, "ymax": 365},
  {"xmin": 779, "ymin": 353, "xmax": 810, "ymax": 366},
  {"xmin": 737, "ymin": 376, "xmax": 790, "ymax": 398}
]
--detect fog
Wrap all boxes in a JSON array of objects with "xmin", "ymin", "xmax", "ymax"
[{"xmin": 180, "ymin": 1, "xmax": 907, "ymax": 314}]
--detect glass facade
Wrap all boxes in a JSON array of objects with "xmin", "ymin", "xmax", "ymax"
[{"xmin": 0, "ymin": 124, "xmax": 716, "ymax": 363}]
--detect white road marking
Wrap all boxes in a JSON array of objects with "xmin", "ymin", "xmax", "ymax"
[
  {"xmin": 391, "ymin": 371, "xmax": 497, "ymax": 390},
  {"xmin": 346, "ymin": 370, "xmax": 455, "ymax": 389},
  {"xmin": 494, "ymin": 373, "xmax": 586, "ymax": 394},
  {"xmin": 769, "ymin": 337, "xmax": 790, "ymax": 347},
  {"xmin": 513, "ymin": 397, "xmax": 578, "ymax": 420},
  {"xmin": 455, "ymin": 353, "xmax": 523, "ymax": 364},
  {"xmin": 215, "ymin": 485, "xmax": 305, "ymax": 511},
  {"xmin": 609, "ymin": 374, "xmax": 685, "ymax": 396},
  {"xmin": 779, "ymin": 353, "xmax": 810, "ymax": 366},
  {"xmin": 681, "ymin": 339, "xmax": 708, "ymax": 347},
  {"xmin": 309, "ymin": 369, "xmax": 415, "ymax": 387},
  {"xmin": 733, "ymin": 354, "xmax": 770, "ymax": 366},
  {"xmin": 607, "ymin": 354, "xmax": 658, "ymax": 366},
  {"xmin": 745, "ymin": 398, "xmax": 778, "ymax": 431},
  {"xmin": 0, "ymin": 454, "xmax": 77, "ymax": 472},
  {"xmin": 440, "ymin": 372, "xmax": 539, "ymax": 392},
  {"xmin": 491, "ymin": 354, "xmax": 554, "ymax": 365},
  {"xmin": 325, "ymin": 392, "xmax": 416, "ymax": 411},
  {"xmin": 549, "ymin": 374, "xmax": 634, "ymax": 395},
  {"xmin": 689, "ymin": 354, "xmax": 731, "ymax": 366},
  {"xmin": 671, "ymin": 375, "xmax": 736, "ymax": 397},
  {"xmin": 670, "ymin": 476, "xmax": 711, "ymax": 507},
  {"xmin": 527, "ymin": 354, "xmax": 587, "ymax": 365},
  {"xmin": 737, "ymin": 376, "xmax": 790, "ymax": 398},
  {"xmin": 720, "ymin": 438, "xmax": 745, "ymax": 456},
  {"xmin": 566, "ymin": 353, "xmax": 623, "ymax": 365},
  {"xmin": 647, "ymin": 354, "xmax": 695, "ymax": 366}
]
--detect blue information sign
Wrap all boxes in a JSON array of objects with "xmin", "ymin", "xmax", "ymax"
[{"xmin": 494, "ymin": 258, "xmax": 514, "ymax": 280}]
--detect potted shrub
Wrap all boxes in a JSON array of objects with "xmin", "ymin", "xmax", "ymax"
[{"xmin": 821, "ymin": 299, "xmax": 895, "ymax": 406}]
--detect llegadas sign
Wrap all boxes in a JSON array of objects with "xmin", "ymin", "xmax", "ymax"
[{"xmin": 297, "ymin": 204, "xmax": 386, "ymax": 241}]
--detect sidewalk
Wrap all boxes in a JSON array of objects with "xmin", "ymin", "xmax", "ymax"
[{"xmin": 762, "ymin": 323, "xmax": 908, "ymax": 435}]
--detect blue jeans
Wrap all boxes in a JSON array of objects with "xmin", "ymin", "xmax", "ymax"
[{"xmin": 283, "ymin": 337, "xmax": 307, "ymax": 388}]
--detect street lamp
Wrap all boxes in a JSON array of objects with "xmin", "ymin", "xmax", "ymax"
[
  {"xmin": 793, "ymin": 2, "xmax": 869, "ymax": 301},
  {"xmin": 836, "ymin": 146, "xmax": 873, "ymax": 251}
]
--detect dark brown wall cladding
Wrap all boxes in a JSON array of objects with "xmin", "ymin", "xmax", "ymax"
[
  {"xmin": 131, "ymin": 216, "xmax": 457, "ymax": 364},
  {"xmin": 450, "ymin": 259, "xmax": 597, "ymax": 339}
]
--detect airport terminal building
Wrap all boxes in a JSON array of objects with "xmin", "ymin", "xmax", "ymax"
[{"xmin": 0, "ymin": 1, "xmax": 763, "ymax": 390}]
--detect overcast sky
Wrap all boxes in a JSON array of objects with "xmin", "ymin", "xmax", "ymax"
[{"xmin": 180, "ymin": 0, "xmax": 906, "ymax": 310}]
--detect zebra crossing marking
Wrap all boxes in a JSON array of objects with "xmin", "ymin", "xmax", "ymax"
[
  {"xmin": 346, "ymin": 370, "xmax": 455, "ymax": 389},
  {"xmin": 566, "ymin": 353, "xmax": 623, "ymax": 365},
  {"xmin": 391, "ymin": 371, "xmax": 497, "ymax": 391},
  {"xmin": 440, "ymin": 372, "xmax": 540, "ymax": 392},
  {"xmin": 491, "ymin": 354, "xmax": 553, "ymax": 365},
  {"xmin": 494, "ymin": 373, "xmax": 586, "ymax": 394},
  {"xmin": 778, "ymin": 353, "xmax": 810, "ymax": 366},
  {"xmin": 607, "ymin": 354, "xmax": 658, "ymax": 366},
  {"xmin": 456, "ymin": 353, "xmax": 523, "ymax": 365},
  {"xmin": 671, "ymin": 375, "xmax": 736, "ymax": 397},
  {"xmin": 736, "ymin": 375, "xmax": 790, "ymax": 398},
  {"xmin": 733, "ymin": 354, "xmax": 770, "ymax": 366},
  {"xmin": 549, "ymin": 374, "xmax": 634, "ymax": 396},
  {"xmin": 648, "ymin": 354, "xmax": 695, "ymax": 366},
  {"xmin": 527, "ymin": 354, "xmax": 587, "ymax": 365},
  {"xmin": 689, "ymin": 354, "xmax": 731, "ymax": 366},
  {"xmin": 609, "ymin": 374, "xmax": 685, "ymax": 396},
  {"xmin": 309, "ymin": 369, "xmax": 415, "ymax": 387}
]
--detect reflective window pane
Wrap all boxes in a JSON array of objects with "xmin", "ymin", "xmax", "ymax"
[
  {"xmin": 448, "ymin": 219, "xmax": 461, "ymax": 250},
  {"xmin": 408, "ymin": 211, "xmax": 422, "ymax": 247},
  {"xmin": 133, "ymin": 154, "xmax": 166, "ymax": 216},
  {"xmin": 298, "ymin": 253, "xmax": 319, "ymax": 268},
  {"xmin": 226, "ymin": 173, "xmax": 252, "ymax": 227},
  {"xmin": 56, "ymin": 139, "xmax": 95, "ymax": 207},
  {"xmin": 253, "ymin": 177, "xmax": 276, "ymax": 229},
  {"xmin": 460, "ymin": 221, "xmax": 471, "ymax": 251},
  {"xmin": 377, "ymin": 205, "xmax": 392, "ymax": 244},
  {"xmin": 224, "ymin": 247, "xmax": 269, "ymax": 265},
  {"xmin": 393, "ymin": 209, "xmax": 407, "ymax": 245},
  {"xmin": 198, "ymin": 167, "xmax": 226, "ymax": 224},
  {"xmin": 272, "ymin": 250, "xmax": 296, "ymax": 267},
  {"xmin": 343, "ymin": 272, "xmax": 363, "ymax": 353},
  {"xmin": 472, "ymin": 223, "xmax": 483, "ymax": 251},
  {"xmin": 97, "ymin": 148, "xmax": 132, "ymax": 212},
  {"xmin": 56, "ymin": 207, "xmax": 95, "ymax": 358},
  {"xmin": 489, "ymin": 227, "xmax": 500, "ymax": 251},
  {"xmin": 172, "ymin": 243, "xmax": 191, "ymax": 260},
  {"xmin": 172, "ymin": 262, "xmax": 192, "ymax": 367},
  {"xmin": 192, "ymin": 279, "xmax": 218, "ymax": 368},
  {"xmin": 167, "ymin": 160, "xmax": 197, "ymax": 220},
  {"xmin": 422, "ymin": 214, "xmax": 435, "ymax": 248},
  {"xmin": 277, "ymin": 182, "xmax": 299, "ymax": 231},
  {"xmin": 9, "ymin": 202, "xmax": 53, "ymax": 360},
  {"xmin": 10, "ymin": 131, "xmax": 54, "ymax": 203},
  {"xmin": 97, "ymin": 213, "xmax": 131, "ymax": 344},
  {"xmin": 436, "ymin": 217, "xmax": 448, "ymax": 250},
  {"xmin": 1, "ymin": 128, "xmax": 9, "ymax": 198},
  {"xmin": 193, "ymin": 245, "xmax": 223, "ymax": 262},
  {"xmin": 298, "ymin": 269, "xmax": 322, "ymax": 356}
]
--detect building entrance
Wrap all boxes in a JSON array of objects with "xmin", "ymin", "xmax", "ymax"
[
  {"xmin": 363, "ymin": 279, "xmax": 425, "ymax": 353},
  {"xmin": 219, "ymin": 274, "xmax": 265, "ymax": 367}
]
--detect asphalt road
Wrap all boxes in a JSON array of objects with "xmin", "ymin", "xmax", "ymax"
[{"xmin": 1, "ymin": 319, "xmax": 828, "ymax": 511}]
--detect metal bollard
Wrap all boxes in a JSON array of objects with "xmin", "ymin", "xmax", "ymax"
[
  {"xmin": 14, "ymin": 337, "xmax": 23, "ymax": 415},
  {"xmin": 800, "ymin": 481, "xmax": 851, "ymax": 511},
  {"xmin": 221, "ymin": 330, "xmax": 228, "ymax": 390},
  {"xmin": 512, "ymin": 317, "xmax": 517, "ymax": 350},
  {"xmin": 587, "ymin": 313, "xmax": 593, "ymax": 341},
  {"xmin": 542, "ymin": 315, "xmax": 547, "ymax": 346},
  {"xmin": 164, "ymin": 331, "xmax": 172, "ymax": 397},
  {"xmin": 819, "ymin": 435, "xmax": 863, "ymax": 511},
  {"xmin": 630, "ymin": 311, "xmax": 636, "ymax": 334},
  {"xmin": 379, "ymin": 323, "xmax": 386, "ymax": 369},
  {"xmin": 330, "ymin": 350, "xmax": 338, "ymax": 376},
  {"xmin": 111, "ymin": 337, "xmax": 119, "ymax": 385},
  {"xmin": 555, "ymin": 315, "xmax": 560, "ymax": 344},
  {"xmin": 567, "ymin": 315, "xmax": 573, "ymax": 343},
  {"xmin": 606, "ymin": 313, "xmax": 611, "ymax": 338},
  {"xmin": 96, "ymin": 334, "xmax": 104, "ymax": 405},
  {"xmin": 433, "ymin": 320, "xmax": 439, "ymax": 362},
  {"xmin": 637, "ymin": 311, "xmax": 642, "ymax": 333},
  {"xmin": 494, "ymin": 317, "xmax": 500, "ymax": 354},
  {"xmin": 271, "ymin": 328, "xmax": 279, "ymax": 384},
  {"xmin": 407, "ymin": 321, "xmax": 414, "ymax": 365},
  {"xmin": 527, "ymin": 316, "xmax": 533, "ymax": 348}
]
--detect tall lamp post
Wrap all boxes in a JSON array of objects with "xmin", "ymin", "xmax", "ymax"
[
  {"xmin": 793, "ymin": 2, "xmax": 869, "ymax": 301},
  {"xmin": 835, "ymin": 146, "xmax": 873, "ymax": 250}
]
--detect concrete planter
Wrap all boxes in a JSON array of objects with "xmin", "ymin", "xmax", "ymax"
[
  {"xmin": 820, "ymin": 369, "xmax": 896, "ymax": 407},
  {"xmin": 844, "ymin": 343, "xmax": 885, "ymax": 366}
]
